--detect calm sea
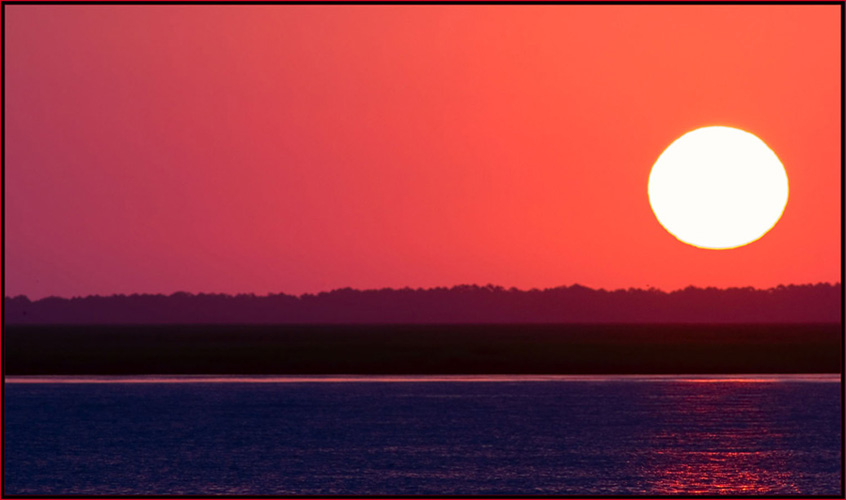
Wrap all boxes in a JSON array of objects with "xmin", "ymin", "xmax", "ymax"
[{"xmin": 4, "ymin": 375, "xmax": 842, "ymax": 496}]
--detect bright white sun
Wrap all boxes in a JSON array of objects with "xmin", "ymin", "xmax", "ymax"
[{"xmin": 648, "ymin": 126, "xmax": 789, "ymax": 250}]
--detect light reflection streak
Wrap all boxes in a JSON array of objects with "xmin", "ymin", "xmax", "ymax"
[
  {"xmin": 633, "ymin": 381, "xmax": 810, "ymax": 494},
  {"xmin": 645, "ymin": 451, "xmax": 800, "ymax": 495},
  {"xmin": 5, "ymin": 373, "xmax": 839, "ymax": 384}
]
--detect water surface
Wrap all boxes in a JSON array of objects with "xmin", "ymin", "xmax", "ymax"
[{"xmin": 4, "ymin": 375, "xmax": 841, "ymax": 495}]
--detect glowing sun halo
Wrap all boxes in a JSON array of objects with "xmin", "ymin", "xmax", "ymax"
[{"xmin": 648, "ymin": 126, "xmax": 789, "ymax": 250}]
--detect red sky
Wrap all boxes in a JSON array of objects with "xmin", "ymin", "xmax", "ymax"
[{"xmin": 4, "ymin": 5, "xmax": 841, "ymax": 299}]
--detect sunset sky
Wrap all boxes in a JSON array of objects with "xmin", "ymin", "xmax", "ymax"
[{"xmin": 5, "ymin": 4, "xmax": 841, "ymax": 299}]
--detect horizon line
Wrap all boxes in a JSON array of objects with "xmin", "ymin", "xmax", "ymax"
[
  {"xmin": 6, "ymin": 374, "xmax": 841, "ymax": 385},
  {"xmin": 4, "ymin": 281, "xmax": 841, "ymax": 302}
]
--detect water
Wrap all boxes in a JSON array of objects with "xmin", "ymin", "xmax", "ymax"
[{"xmin": 4, "ymin": 375, "xmax": 841, "ymax": 495}]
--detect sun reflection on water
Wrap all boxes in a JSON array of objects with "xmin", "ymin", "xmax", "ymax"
[
  {"xmin": 645, "ymin": 450, "xmax": 800, "ymax": 494},
  {"xmin": 635, "ymin": 381, "xmax": 807, "ymax": 495}
]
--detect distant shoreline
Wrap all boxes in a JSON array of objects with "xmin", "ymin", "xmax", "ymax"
[
  {"xmin": 5, "ymin": 283, "xmax": 841, "ymax": 324},
  {"xmin": 4, "ymin": 323, "xmax": 841, "ymax": 376},
  {"xmin": 6, "ymin": 374, "xmax": 841, "ymax": 384}
]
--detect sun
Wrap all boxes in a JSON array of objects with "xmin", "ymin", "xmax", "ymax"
[{"xmin": 648, "ymin": 126, "xmax": 789, "ymax": 250}]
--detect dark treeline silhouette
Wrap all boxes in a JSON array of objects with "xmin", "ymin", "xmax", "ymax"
[{"xmin": 4, "ymin": 283, "xmax": 841, "ymax": 324}]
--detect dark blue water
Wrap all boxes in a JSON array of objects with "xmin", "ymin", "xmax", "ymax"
[{"xmin": 4, "ymin": 376, "xmax": 842, "ymax": 495}]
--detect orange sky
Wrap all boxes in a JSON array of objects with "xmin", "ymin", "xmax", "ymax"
[{"xmin": 4, "ymin": 4, "xmax": 841, "ymax": 299}]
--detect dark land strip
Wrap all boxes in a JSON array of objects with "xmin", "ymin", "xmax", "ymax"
[{"xmin": 3, "ymin": 323, "xmax": 841, "ymax": 375}]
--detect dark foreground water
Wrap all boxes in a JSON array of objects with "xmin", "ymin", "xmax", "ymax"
[{"xmin": 4, "ymin": 375, "xmax": 842, "ymax": 496}]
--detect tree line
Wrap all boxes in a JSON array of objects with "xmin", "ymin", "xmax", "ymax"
[{"xmin": 3, "ymin": 283, "xmax": 840, "ymax": 324}]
